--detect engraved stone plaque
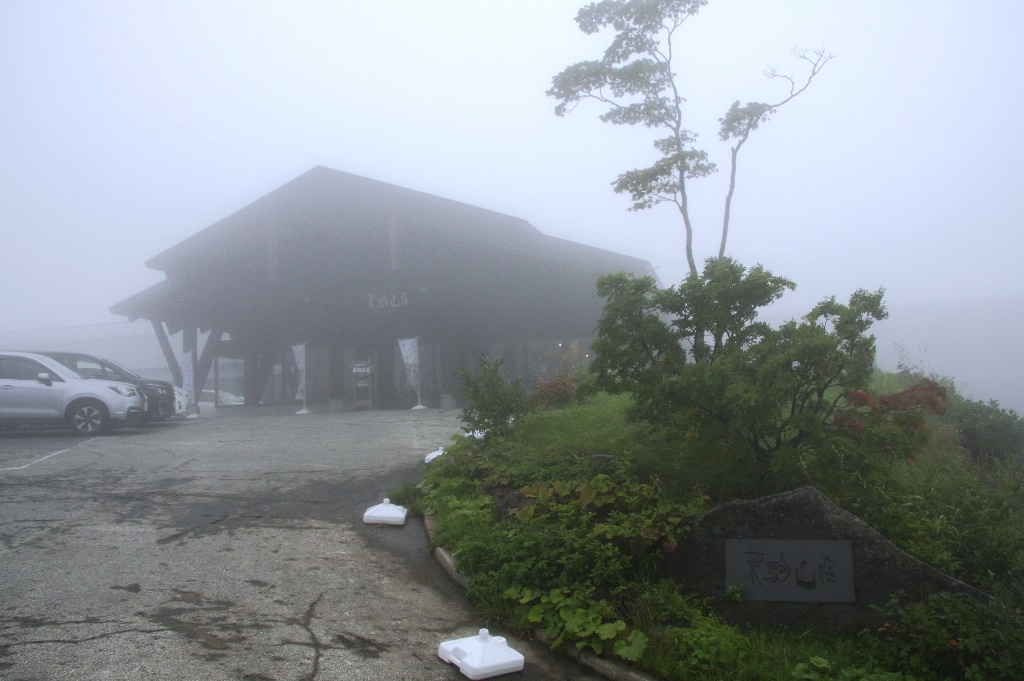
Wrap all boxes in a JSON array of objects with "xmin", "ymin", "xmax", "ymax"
[{"xmin": 725, "ymin": 539, "xmax": 855, "ymax": 603}]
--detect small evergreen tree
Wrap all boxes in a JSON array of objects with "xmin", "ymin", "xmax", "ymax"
[
  {"xmin": 591, "ymin": 258, "xmax": 894, "ymax": 489},
  {"xmin": 456, "ymin": 357, "xmax": 528, "ymax": 438}
]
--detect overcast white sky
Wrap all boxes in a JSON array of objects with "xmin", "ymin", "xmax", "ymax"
[{"xmin": 3, "ymin": 0, "xmax": 1023, "ymax": 334}]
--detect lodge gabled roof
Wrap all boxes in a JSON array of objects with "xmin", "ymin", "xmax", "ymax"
[
  {"xmin": 112, "ymin": 166, "xmax": 655, "ymax": 343},
  {"xmin": 144, "ymin": 166, "xmax": 540, "ymax": 276}
]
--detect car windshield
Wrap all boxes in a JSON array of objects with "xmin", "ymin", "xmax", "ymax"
[
  {"xmin": 49, "ymin": 362, "xmax": 84, "ymax": 380},
  {"xmin": 105, "ymin": 359, "xmax": 140, "ymax": 379}
]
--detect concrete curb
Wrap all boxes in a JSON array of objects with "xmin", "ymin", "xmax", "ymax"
[
  {"xmin": 422, "ymin": 514, "xmax": 661, "ymax": 681},
  {"xmin": 424, "ymin": 516, "xmax": 469, "ymax": 586}
]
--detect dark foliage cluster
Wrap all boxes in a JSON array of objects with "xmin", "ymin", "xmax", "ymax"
[
  {"xmin": 946, "ymin": 398, "xmax": 1024, "ymax": 465},
  {"xmin": 529, "ymin": 374, "xmax": 580, "ymax": 411},
  {"xmin": 455, "ymin": 356, "xmax": 528, "ymax": 438}
]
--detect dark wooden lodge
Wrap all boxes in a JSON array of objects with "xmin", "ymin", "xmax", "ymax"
[{"xmin": 112, "ymin": 166, "xmax": 655, "ymax": 409}]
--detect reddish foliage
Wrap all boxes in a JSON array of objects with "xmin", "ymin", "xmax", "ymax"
[
  {"xmin": 531, "ymin": 374, "xmax": 578, "ymax": 410},
  {"xmin": 834, "ymin": 410, "xmax": 867, "ymax": 433},
  {"xmin": 878, "ymin": 378, "xmax": 948, "ymax": 415},
  {"xmin": 848, "ymin": 389, "xmax": 875, "ymax": 408}
]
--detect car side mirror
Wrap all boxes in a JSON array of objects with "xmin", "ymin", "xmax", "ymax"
[{"xmin": 36, "ymin": 372, "xmax": 53, "ymax": 386}]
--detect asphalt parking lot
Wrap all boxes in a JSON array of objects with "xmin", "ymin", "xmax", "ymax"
[{"xmin": 0, "ymin": 410, "xmax": 603, "ymax": 681}]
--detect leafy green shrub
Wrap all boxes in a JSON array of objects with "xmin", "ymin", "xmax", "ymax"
[
  {"xmin": 530, "ymin": 374, "xmax": 579, "ymax": 410},
  {"xmin": 514, "ymin": 392, "xmax": 633, "ymax": 451},
  {"xmin": 791, "ymin": 656, "xmax": 908, "ymax": 680},
  {"xmin": 590, "ymin": 258, "xmax": 887, "ymax": 492},
  {"xmin": 878, "ymin": 362, "xmax": 1024, "ymax": 465},
  {"xmin": 505, "ymin": 585, "xmax": 647, "ymax": 659},
  {"xmin": 666, "ymin": 613, "xmax": 748, "ymax": 678},
  {"xmin": 419, "ymin": 414, "xmax": 705, "ymax": 666},
  {"xmin": 845, "ymin": 429, "xmax": 1024, "ymax": 597},
  {"xmin": 451, "ymin": 474, "xmax": 699, "ymax": 606},
  {"xmin": 801, "ymin": 378, "xmax": 949, "ymax": 507},
  {"xmin": 475, "ymin": 476, "xmax": 698, "ymax": 663},
  {"xmin": 867, "ymin": 592, "xmax": 1024, "ymax": 680},
  {"xmin": 514, "ymin": 475, "xmax": 700, "ymax": 583},
  {"xmin": 386, "ymin": 480, "xmax": 424, "ymax": 516},
  {"xmin": 480, "ymin": 393, "xmax": 639, "ymax": 490},
  {"xmin": 946, "ymin": 398, "xmax": 1024, "ymax": 464},
  {"xmin": 855, "ymin": 491, "xmax": 961, "ymax": 576},
  {"xmin": 456, "ymin": 356, "xmax": 528, "ymax": 437},
  {"xmin": 427, "ymin": 494, "xmax": 495, "ymax": 560}
]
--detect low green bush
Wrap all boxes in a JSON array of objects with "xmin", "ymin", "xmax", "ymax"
[
  {"xmin": 665, "ymin": 613, "xmax": 748, "ymax": 678},
  {"xmin": 866, "ymin": 591, "xmax": 1024, "ymax": 680},
  {"xmin": 530, "ymin": 373, "xmax": 580, "ymax": 410},
  {"xmin": 791, "ymin": 656, "xmax": 909, "ymax": 680},
  {"xmin": 456, "ymin": 356, "xmax": 528, "ymax": 437},
  {"xmin": 946, "ymin": 397, "xmax": 1024, "ymax": 465}
]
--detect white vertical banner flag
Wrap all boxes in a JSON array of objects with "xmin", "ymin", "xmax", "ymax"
[
  {"xmin": 397, "ymin": 337, "xmax": 419, "ymax": 376},
  {"xmin": 397, "ymin": 338, "xmax": 425, "ymax": 409},
  {"xmin": 182, "ymin": 349, "xmax": 195, "ymax": 412},
  {"xmin": 292, "ymin": 343, "xmax": 306, "ymax": 401}
]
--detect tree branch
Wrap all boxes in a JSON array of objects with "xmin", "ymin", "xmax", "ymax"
[{"xmin": 717, "ymin": 47, "xmax": 834, "ymax": 258}]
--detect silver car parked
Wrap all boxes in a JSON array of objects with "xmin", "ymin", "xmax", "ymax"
[{"xmin": 0, "ymin": 351, "xmax": 146, "ymax": 435}]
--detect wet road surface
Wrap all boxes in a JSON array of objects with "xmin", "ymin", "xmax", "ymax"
[{"xmin": 0, "ymin": 410, "xmax": 603, "ymax": 680}]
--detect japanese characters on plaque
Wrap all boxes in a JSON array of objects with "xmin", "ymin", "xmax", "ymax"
[
  {"xmin": 367, "ymin": 292, "xmax": 409, "ymax": 311},
  {"xmin": 725, "ymin": 539, "xmax": 855, "ymax": 603}
]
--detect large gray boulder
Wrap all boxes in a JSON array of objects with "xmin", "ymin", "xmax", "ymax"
[{"xmin": 673, "ymin": 485, "xmax": 989, "ymax": 634}]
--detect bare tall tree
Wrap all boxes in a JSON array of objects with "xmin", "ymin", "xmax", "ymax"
[{"xmin": 547, "ymin": 0, "xmax": 833, "ymax": 277}]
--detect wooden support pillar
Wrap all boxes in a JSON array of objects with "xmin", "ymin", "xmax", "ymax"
[
  {"xmin": 244, "ymin": 351, "xmax": 275, "ymax": 406},
  {"xmin": 194, "ymin": 329, "xmax": 224, "ymax": 397},
  {"xmin": 151, "ymin": 320, "xmax": 183, "ymax": 386}
]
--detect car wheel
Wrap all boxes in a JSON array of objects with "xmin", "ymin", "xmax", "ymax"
[{"xmin": 68, "ymin": 400, "xmax": 110, "ymax": 435}]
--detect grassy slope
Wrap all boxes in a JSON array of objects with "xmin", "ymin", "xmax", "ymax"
[{"xmin": 416, "ymin": 382, "xmax": 1024, "ymax": 680}]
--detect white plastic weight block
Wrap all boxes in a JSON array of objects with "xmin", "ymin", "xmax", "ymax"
[
  {"xmin": 362, "ymin": 498, "xmax": 408, "ymax": 526},
  {"xmin": 437, "ymin": 628, "xmax": 525, "ymax": 680}
]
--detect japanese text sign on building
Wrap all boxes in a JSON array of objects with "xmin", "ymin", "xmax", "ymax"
[
  {"xmin": 725, "ymin": 539, "xmax": 855, "ymax": 603},
  {"xmin": 367, "ymin": 292, "xmax": 409, "ymax": 311}
]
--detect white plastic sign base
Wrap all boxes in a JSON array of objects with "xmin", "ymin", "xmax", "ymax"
[
  {"xmin": 438, "ymin": 628, "xmax": 525, "ymax": 680},
  {"xmin": 425, "ymin": 446, "xmax": 445, "ymax": 463},
  {"xmin": 362, "ymin": 498, "xmax": 408, "ymax": 526}
]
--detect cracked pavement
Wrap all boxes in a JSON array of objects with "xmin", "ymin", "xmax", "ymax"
[{"xmin": 0, "ymin": 410, "xmax": 602, "ymax": 680}]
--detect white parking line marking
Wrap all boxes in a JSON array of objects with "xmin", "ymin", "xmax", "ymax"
[{"xmin": 0, "ymin": 439, "xmax": 94, "ymax": 471}]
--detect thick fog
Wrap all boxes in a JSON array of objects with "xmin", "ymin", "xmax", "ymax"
[{"xmin": 2, "ymin": 1, "xmax": 1022, "ymax": 407}]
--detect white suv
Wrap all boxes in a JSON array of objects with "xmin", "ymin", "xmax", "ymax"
[{"xmin": 0, "ymin": 351, "xmax": 147, "ymax": 435}]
